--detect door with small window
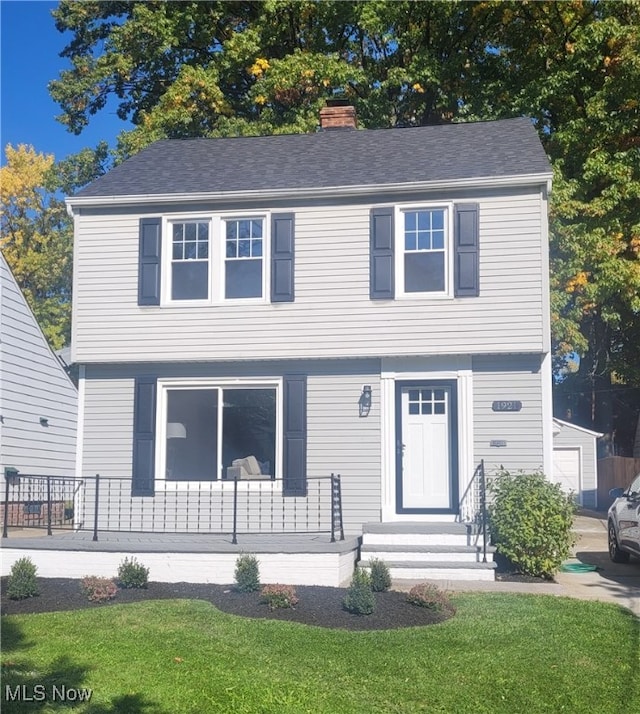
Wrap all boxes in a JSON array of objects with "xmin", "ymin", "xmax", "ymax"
[{"xmin": 395, "ymin": 381, "xmax": 458, "ymax": 513}]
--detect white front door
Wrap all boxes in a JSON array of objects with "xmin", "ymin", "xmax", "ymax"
[{"xmin": 397, "ymin": 383, "xmax": 457, "ymax": 513}]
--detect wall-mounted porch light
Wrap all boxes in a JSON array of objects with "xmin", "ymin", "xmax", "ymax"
[{"xmin": 359, "ymin": 385, "xmax": 372, "ymax": 417}]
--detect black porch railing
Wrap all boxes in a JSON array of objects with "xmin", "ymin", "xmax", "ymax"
[
  {"xmin": 2, "ymin": 471, "xmax": 82, "ymax": 537},
  {"xmin": 458, "ymin": 459, "xmax": 488, "ymax": 563},
  {"xmin": 2, "ymin": 471, "xmax": 345, "ymax": 543}
]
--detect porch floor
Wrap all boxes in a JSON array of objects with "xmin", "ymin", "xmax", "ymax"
[{"xmin": 1, "ymin": 528, "xmax": 360, "ymax": 554}]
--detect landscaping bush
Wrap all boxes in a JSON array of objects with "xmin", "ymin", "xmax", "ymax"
[
  {"xmin": 81, "ymin": 576, "xmax": 118, "ymax": 602},
  {"xmin": 368, "ymin": 558, "xmax": 392, "ymax": 592},
  {"xmin": 406, "ymin": 583, "xmax": 455, "ymax": 614},
  {"xmin": 260, "ymin": 584, "xmax": 299, "ymax": 610},
  {"xmin": 7, "ymin": 557, "xmax": 40, "ymax": 600},
  {"xmin": 343, "ymin": 568, "xmax": 375, "ymax": 615},
  {"xmin": 117, "ymin": 556, "xmax": 149, "ymax": 589},
  {"xmin": 234, "ymin": 553, "xmax": 260, "ymax": 592},
  {"xmin": 488, "ymin": 469, "xmax": 576, "ymax": 579}
]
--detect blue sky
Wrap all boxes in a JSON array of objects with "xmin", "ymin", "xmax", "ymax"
[{"xmin": 1, "ymin": 0, "xmax": 128, "ymax": 164}]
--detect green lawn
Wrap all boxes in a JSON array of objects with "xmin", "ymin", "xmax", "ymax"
[{"xmin": 2, "ymin": 594, "xmax": 638, "ymax": 714}]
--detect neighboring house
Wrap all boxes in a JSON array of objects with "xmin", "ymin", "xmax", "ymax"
[
  {"xmin": 553, "ymin": 418, "xmax": 602, "ymax": 509},
  {"xmin": 0, "ymin": 253, "xmax": 77, "ymax": 480},
  {"xmin": 63, "ymin": 104, "xmax": 553, "ymax": 581}
]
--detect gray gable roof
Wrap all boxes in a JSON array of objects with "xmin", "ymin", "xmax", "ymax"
[{"xmin": 76, "ymin": 117, "xmax": 551, "ymax": 199}]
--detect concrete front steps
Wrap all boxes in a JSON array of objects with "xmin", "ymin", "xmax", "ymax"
[{"xmin": 358, "ymin": 521, "xmax": 496, "ymax": 581}]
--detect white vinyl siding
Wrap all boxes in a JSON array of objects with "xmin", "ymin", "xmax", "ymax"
[
  {"xmin": 81, "ymin": 360, "xmax": 381, "ymax": 535},
  {"xmin": 72, "ymin": 187, "xmax": 547, "ymax": 363},
  {"xmin": 0, "ymin": 256, "xmax": 77, "ymax": 477}
]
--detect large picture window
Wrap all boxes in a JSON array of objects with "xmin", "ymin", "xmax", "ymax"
[{"xmin": 161, "ymin": 383, "xmax": 277, "ymax": 482}]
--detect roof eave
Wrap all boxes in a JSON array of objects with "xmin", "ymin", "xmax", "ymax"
[
  {"xmin": 552, "ymin": 418, "xmax": 604, "ymax": 438},
  {"xmin": 66, "ymin": 172, "xmax": 553, "ymax": 214}
]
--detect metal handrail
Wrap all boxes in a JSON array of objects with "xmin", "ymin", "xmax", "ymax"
[{"xmin": 458, "ymin": 460, "xmax": 488, "ymax": 563}]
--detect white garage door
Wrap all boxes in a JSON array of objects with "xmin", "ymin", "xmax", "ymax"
[{"xmin": 553, "ymin": 447, "xmax": 581, "ymax": 502}]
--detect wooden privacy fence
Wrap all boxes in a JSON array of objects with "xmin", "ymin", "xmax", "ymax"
[{"xmin": 597, "ymin": 457, "xmax": 640, "ymax": 508}]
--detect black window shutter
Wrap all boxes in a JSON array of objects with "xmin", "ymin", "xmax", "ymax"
[
  {"xmin": 454, "ymin": 204, "xmax": 479, "ymax": 297},
  {"xmin": 282, "ymin": 374, "xmax": 307, "ymax": 497},
  {"xmin": 131, "ymin": 376, "xmax": 157, "ymax": 496},
  {"xmin": 138, "ymin": 218, "xmax": 162, "ymax": 305},
  {"xmin": 370, "ymin": 207, "xmax": 395, "ymax": 299},
  {"xmin": 271, "ymin": 213, "xmax": 295, "ymax": 302}
]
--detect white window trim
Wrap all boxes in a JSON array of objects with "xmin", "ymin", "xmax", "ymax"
[
  {"xmin": 380, "ymin": 366, "xmax": 474, "ymax": 522},
  {"xmin": 394, "ymin": 202, "xmax": 454, "ymax": 300},
  {"xmin": 154, "ymin": 377, "xmax": 283, "ymax": 490},
  {"xmin": 161, "ymin": 212, "xmax": 270, "ymax": 306},
  {"xmin": 163, "ymin": 215, "xmax": 212, "ymax": 306},
  {"xmin": 218, "ymin": 213, "xmax": 269, "ymax": 304}
]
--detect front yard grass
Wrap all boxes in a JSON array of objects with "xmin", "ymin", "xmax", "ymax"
[{"xmin": 2, "ymin": 593, "xmax": 638, "ymax": 713}]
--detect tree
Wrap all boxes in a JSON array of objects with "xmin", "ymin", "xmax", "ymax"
[
  {"xmin": 491, "ymin": 1, "xmax": 640, "ymax": 442},
  {"xmin": 49, "ymin": 0, "xmax": 504, "ymax": 152},
  {"xmin": 0, "ymin": 145, "xmax": 72, "ymax": 349},
  {"xmin": 48, "ymin": 0, "xmax": 640, "ymax": 443},
  {"xmin": 0, "ymin": 143, "xmax": 109, "ymax": 349}
]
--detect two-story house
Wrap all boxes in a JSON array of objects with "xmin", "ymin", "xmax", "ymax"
[{"xmin": 63, "ymin": 104, "xmax": 553, "ymax": 584}]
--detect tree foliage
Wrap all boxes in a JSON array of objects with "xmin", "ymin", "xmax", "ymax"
[
  {"xmin": 0, "ymin": 145, "xmax": 72, "ymax": 350},
  {"xmin": 0, "ymin": 143, "xmax": 109, "ymax": 349},
  {"xmin": 44, "ymin": 0, "xmax": 640, "ymax": 438}
]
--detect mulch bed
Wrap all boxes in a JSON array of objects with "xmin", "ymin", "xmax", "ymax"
[
  {"xmin": 492, "ymin": 552, "xmax": 554, "ymax": 584},
  {"xmin": 0, "ymin": 578, "xmax": 454, "ymax": 631}
]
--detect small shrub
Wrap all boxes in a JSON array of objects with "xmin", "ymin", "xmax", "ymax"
[
  {"xmin": 488, "ymin": 469, "xmax": 576, "ymax": 579},
  {"xmin": 368, "ymin": 558, "xmax": 392, "ymax": 592},
  {"xmin": 406, "ymin": 583, "xmax": 455, "ymax": 613},
  {"xmin": 260, "ymin": 584, "xmax": 299, "ymax": 610},
  {"xmin": 343, "ymin": 568, "xmax": 375, "ymax": 615},
  {"xmin": 7, "ymin": 557, "xmax": 39, "ymax": 600},
  {"xmin": 81, "ymin": 576, "xmax": 118, "ymax": 602},
  {"xmin": 117, "ymin": 556, "xmax": 149, "ymax": 589},
  {"xmin": 234, "ymin": 553, "xmax": 260, "ymax": 592}
]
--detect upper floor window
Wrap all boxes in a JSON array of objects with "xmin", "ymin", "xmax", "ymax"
[
  {"xmin": 225, "ymin": 219, "xmax": 263, "ymax": 299},
  {"xmin": 171, "ymin": 221, "xmax": 209, "ymax": 300},
  {"xmin": 370, "ymin": 203, "xmax": 478, "ymax": 301},
  {"xmin": 165, "ymin": 215, "xmax": 266, "ymax": 304},
  {"xmin": 400, "ymin": 208, "xmax": 449, "ymax": 295}
]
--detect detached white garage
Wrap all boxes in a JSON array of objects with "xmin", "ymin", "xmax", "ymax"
[{"xmin": 552, "ymin": 418, "xmax": 602, "ymax": 509}]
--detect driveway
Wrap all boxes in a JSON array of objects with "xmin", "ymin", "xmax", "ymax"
[{"xmin": 555, "ymin": 509, "xmax": 640, "ymax": 617}]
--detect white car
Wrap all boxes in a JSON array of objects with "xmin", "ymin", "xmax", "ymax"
[{"xmin": 608, "ymin": 473, "xmax": 640, "ymax": 563}]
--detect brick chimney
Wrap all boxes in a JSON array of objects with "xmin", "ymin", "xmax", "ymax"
[{"xmin": 319, "ymin": 98, "xmax": 357, "ymax": 130}]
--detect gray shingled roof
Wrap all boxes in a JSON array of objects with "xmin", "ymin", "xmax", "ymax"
[{"xmin": 76, "ymin": 117, "xmax": 551, "ymax": 198}]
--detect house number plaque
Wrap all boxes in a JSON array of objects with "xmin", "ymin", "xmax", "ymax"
[{"xmin": 492, "ymin": 400, "xmax": 522, "ymax": 412}]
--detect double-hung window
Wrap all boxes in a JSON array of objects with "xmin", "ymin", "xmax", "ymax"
[
  {"xmin": 224, "ymin": 218, "xmax": 263, "ymax": 299},
  {"xmin": 171, "ymin": 221, "xmax": 210, "ymax": 300},
  {"xmin": 159, "ymin": 381, "xmax": 279, "ymax": 483},
  {"xmin": 398, "ymin": 206, "xmax": 451, "ymax": 297},
  {"xmin": 165, "ymin": 215, "xmax": 267, "ymax": 304}
]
